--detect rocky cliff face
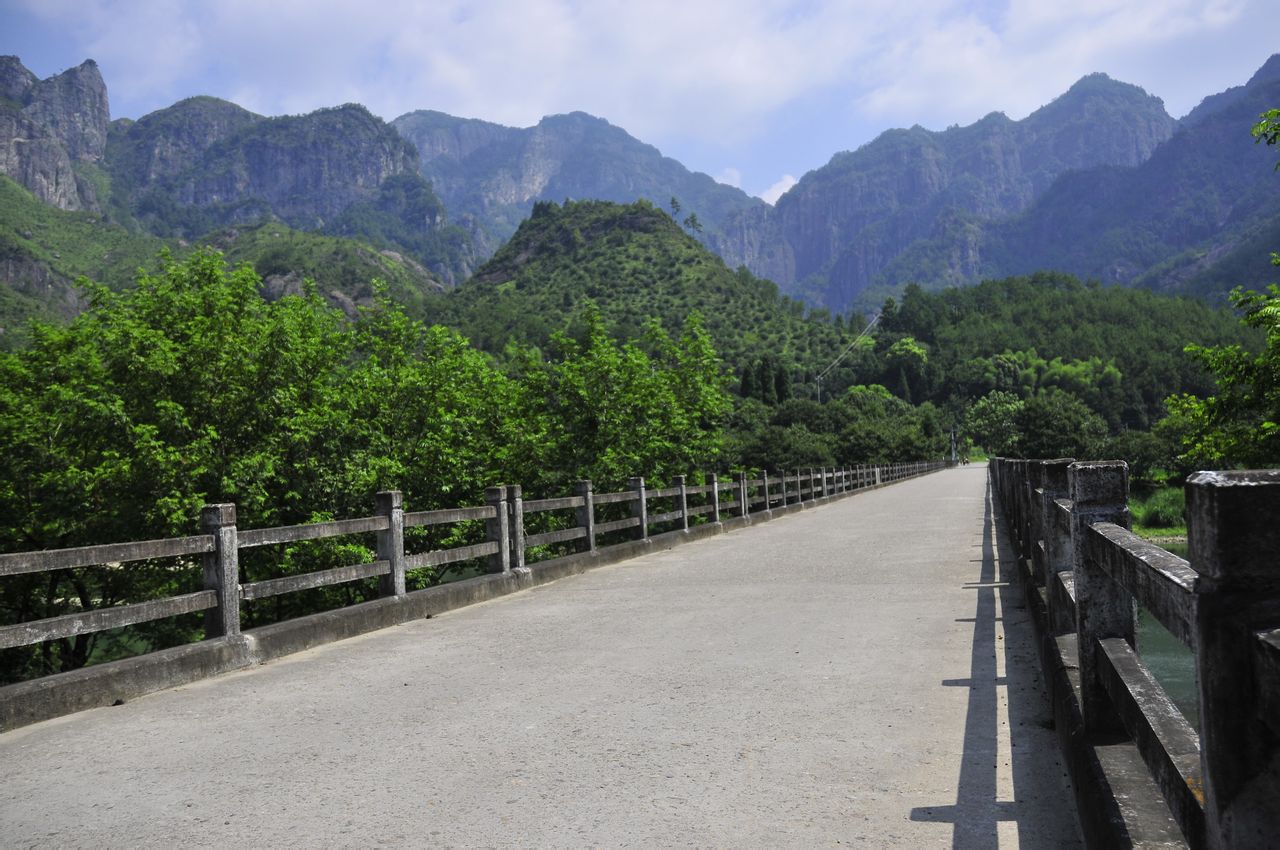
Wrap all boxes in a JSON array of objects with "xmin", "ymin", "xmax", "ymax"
[
  {"xmin": 715, "ymin": 73, "xmax": 1177, "ymax": 311},
  {"xmin": 393, "ymin": 109, "xmax": 763, "ymax": 257},
  {"xmin": 107, "ymin": 96, "xmax": 263, "ymax": 188},
  {"xmin": 0, "ymin": 57, "xmax": 109, "ymax": 210},
  {"xmin": 113, "ymin": 102, "xmax": 419, "ymax": 231}
]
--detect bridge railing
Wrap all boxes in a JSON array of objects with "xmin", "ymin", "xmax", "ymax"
[
  {"xmin": 990, "ymin": 457, "xmax": 1280, "ymax": 849},
  {"xmin": 2, "ymin": 461, "xmax": 948, "ymax": 693}
]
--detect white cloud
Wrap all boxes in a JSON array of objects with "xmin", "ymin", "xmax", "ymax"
[
  {"xmin": 760, "ymin": 174, "xmax": 797, "ymax": 205},
  {"xmin": 716, "ymin": 167, "xmax": 743, "ymax": 188}
]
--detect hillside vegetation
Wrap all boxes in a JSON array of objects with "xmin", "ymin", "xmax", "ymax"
[{"xmin": 436, "ymin": 199, "xmax": 854, "ymax": 376}]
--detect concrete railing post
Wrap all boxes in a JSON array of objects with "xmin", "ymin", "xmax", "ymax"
[
  {"xmin": 1187, "ymin": 470, "xmax": 1280, "ymax": 848},
  {"xmin": 1037, "ymin": 460, "xmax": 1075, "ymax": 635},
  {"xmin": 484, "ymin": 486, "xmax": 510, "ymax": 573},
  {"xmin": 201, "ymin": 503, "xmax": 240, "ymax": 638},
  {"xmin": 508, "ymin": 484, "xmax": 525, "ymax": 571},
  {"xmin": 629, "ymin": 476, "xmax": 648, "ymax": 540},
  {"xmin": 760, "ymin": 470, "xmax": 772, "ymax": 517},
  {"xmin": 1068, "ymin": 461, "xmax": 1132, "ymax": 734},
  {"xmin": 734, "ymin": 471, "xmax": 749, "ymax": 518},
  {"xmin": 874, "ymin": 466, "xmax": 882, "ymax": 486},
  {"xmin": 574, "ymin": 480, "xmax": 596, "ymax": 553},
  {"xmin": 375, "ymin": 490, "xmax": 405, "ymax": 597},
  {"xmin": 709, "ymin": 473, "xmax": 721, "ymax": 523},
  {"xmin": 675, "ymin": 475, "xmax": 689, "ymax": 531}
]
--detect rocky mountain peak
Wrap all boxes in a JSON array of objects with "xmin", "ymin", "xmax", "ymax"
[
  {"xmin": 22, "ymin": 59, "xmax": 110, "ymax": 162},
  {"xmin": 0, "ymin": 56, "xmax": 109, "ymax": 210},
  {"xmin": 1247, "ymin": 53, "xmax": 1280, "ymax": 88},
  {"xmin": 0, "ymin": 55, "xmax": 38, "ymax": 103}
]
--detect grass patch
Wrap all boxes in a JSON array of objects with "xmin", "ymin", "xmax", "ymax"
[{"xmin": 1129, "ymin": 485, "xmax": 1186, "ymax": 539}]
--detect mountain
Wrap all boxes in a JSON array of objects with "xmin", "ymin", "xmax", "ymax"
[
  {"xmin": 392, "ymin": 109, "xmax": 764, "ymax": 257},
  {"xmin": 713, "ymin": 73, "xmax": 1178, "ymax": 312},
  {"xmin": 103, "ymin": 98, "xmax": 476, "ymax": 280},
  {"xmin": 0, "ymin": 57, "xmax": 110, "ymax": 211},
  {"xmin": 435, "ymin": 198, "xmax": 852, "ymax": 376},
  {"xmin": 968, "ymin": 54, "xmax": 1280, "ymax": 301},
  {"xmin": 0, "ymin": 173, "xmax": 445, "ymax": 347}
]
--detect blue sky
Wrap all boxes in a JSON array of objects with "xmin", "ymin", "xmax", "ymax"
[{"xmin": 2, "ymin": 0, "xmax": 1277, "ymax": 203}]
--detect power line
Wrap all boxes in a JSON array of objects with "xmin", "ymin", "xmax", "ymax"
[{"xmin": 815, "ymin": 313, "xmax": 881, "ymax": 403}]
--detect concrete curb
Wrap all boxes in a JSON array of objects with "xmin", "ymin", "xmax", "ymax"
[{"xmin": 1, "ymin": 470, "xmax": 940, "ymax": 733}]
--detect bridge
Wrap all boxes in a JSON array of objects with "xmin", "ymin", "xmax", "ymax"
[{"xmin": 1, "ymin": 463, "xmax": 1277, "ymax": 846}]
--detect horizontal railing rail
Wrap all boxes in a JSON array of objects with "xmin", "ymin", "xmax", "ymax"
[{"xmin": 991, "ymin": 457, "xmax": 1280, "ymax": 849}]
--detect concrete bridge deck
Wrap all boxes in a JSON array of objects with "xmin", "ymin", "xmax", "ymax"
[{"xmin": 0, "ymin": 466, "xmax": 1081, "ymax": 847}]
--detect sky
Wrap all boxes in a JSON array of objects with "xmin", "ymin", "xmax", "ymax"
[{"xmin": 2, "ymin": 0, "xmax": 1277, "ymax": 204}]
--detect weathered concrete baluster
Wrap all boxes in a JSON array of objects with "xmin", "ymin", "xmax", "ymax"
[
  {"xmin": 1028, "ymin": 462, "xmax": 1049, "ymax": 582},
  {"xmin": 1068, "ymin": 461, "xmax": 1132, "ymax": 734},
  {"xmin": 675, "ymin": 475, "xmax": 689, "ymax": 531},
  {"xmin": 508, "ymin": 484, "xmax": 525, "ymax": 571},
  {"xmin": 376, "ymin": 490, "xmax": 405, "ymax": 597},
  {"xmin": 484, "ymin": 486, "xmax": 510, "ymax": 573},
  {"xmin": 734, "ymin": 471, "xmax": 749, "ymax": 518},
  {"xmin": 1187, "ymin": 470, "xmax": 1280, "ymax": 848},
  {"xmin": 574, "ymin": 480, "xmax": 596, "ymax": 553},
  {"xmin": 820, "ymin": 466, "xmax": 829, "ymax": 498},
  {"xmin": 760, "ymin": 470, "xmax": 772, "ymax": 518},
  {"xmin": 1038, "ymin": 460, "xmax": 1075, "ymax": 635},
  {"xmin": 709, "ymin": 473, "xmax": 721, "ymax": 523},
  {"xmin": 629, "ymin": 476, "xmax": 648, "ymax": 540},
  {"xmin": 201, "ymin": 503, "xmax": 241, "ymax": 638}
]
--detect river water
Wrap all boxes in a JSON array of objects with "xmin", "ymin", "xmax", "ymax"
[{"xmin": 1134, "ymin": 541, "xmax": 1199, "ymax": 728}]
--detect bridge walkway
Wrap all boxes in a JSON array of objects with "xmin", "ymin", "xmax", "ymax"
[{"xmin": 0, "ymin": 466, "xmax": 1080, "ymax": 847}]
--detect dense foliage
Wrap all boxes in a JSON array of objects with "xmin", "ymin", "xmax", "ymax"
[
  {"xmin": 434, "ymin": 199, "xmax": 856, "ymax": 378},
  {"xmin": 0, "ymin": 250, "xmax": 730, "ymax": 682},
  {"xmin": 873, "ymin": 275, "xmax": 1254, "ymax": 444}
]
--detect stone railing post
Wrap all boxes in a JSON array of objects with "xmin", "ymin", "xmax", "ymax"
[
  {"xmin": 574, "ymin": 480, "xmax": 596, "ymax": 553},
  {"xmin": 874, "ymin": 465, "xmax": 882, "ymax": 486},
  {"xmin": 760, "ymin": 470, "xmax": 772, "ymax": 516},
  {"xmin": 675, "ymin": 475, "xmax": 689, "ymax": 531},
  {"xmin": 508, "ymin": 484, "xmax": 525, "ymax": 571},
  {"xmin": 734, "ymin": 471, "xmax": 749, "ymax": 518},
  {"xmin": 375, "ymin": 490, "xmax": 405, "ymax": 597},
  {"xmin": 1187, "ymin": 470, "xmax": 1280, "ymax": 848},
  {"xmin": 484, "ymin": 486, "xmax": 510, "ymax": 573},
  {"xmin": 629, "ymin": 476, "xmax": 648, "ymax": 540},
  {"xmin": 709, "ymin": 473, "xmax": 721, "ymax": 523},
  {"xmin": 201, "ymin": 503, "xmax": 240, "ymax": 638},
  {"xmin": 1068, "ymin": 461, "xmax": 1132, "ymax": 734},
  {"xmin": 1037, "ymin": 460, "xmax": 1075, "ymax": 635}
]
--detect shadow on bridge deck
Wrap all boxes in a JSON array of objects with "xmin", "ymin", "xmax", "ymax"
[{"xmin": 908, "ymin": 476, "xmax": 1082, "ymax": 848}]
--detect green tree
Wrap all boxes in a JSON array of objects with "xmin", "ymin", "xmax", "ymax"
[
  {"xmin": 1254, "ymin": 108, "xmax": 1280, "ymax": 166},
  {"xmin": 1163, "ymin": 273, "xmax": 1280, "ymax": 466},
  {"xmin": 1015, "ymin": 389, "xmax": 1107, "ymax": 459},
  {"xmin": 965, "ymin": 390, "xmax": 1024, "ymax": 456}
]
